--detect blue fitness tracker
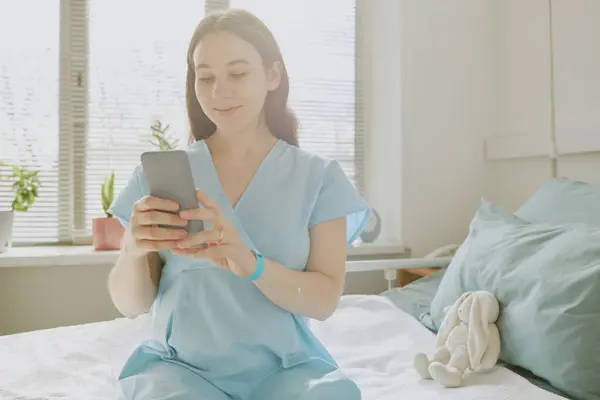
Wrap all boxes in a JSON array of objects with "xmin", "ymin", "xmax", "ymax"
[{"xmin": 246, "ymin": 249, "xmax": 264, "ymax": 281}]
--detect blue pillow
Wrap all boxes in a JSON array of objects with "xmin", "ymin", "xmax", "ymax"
[
  {"xmin": 516, "ymin": 177, "xmax": 600, "ymax": 226},
  {"xmin": 430, "ymin": 200, "xmax": 600, "ymax": 400},
  {"xmin": 380, "ymin": 269, "xmax": 445, "ymax": 322}
]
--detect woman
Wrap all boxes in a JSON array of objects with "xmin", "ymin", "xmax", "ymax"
[{"xmin": 108, "ymin": 8, "xmax": 371, "ymax": 400}]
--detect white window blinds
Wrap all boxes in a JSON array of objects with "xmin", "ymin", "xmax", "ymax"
[
  {"xmin": 78, "ymin": 0, "xmax": 208, "ymax": 242},
  {"xmin": 0, "ymin": 0, "xmax": 363, "ymax": 245},
  {"xmin": 228, "ymin": 0, "xmax": 364, "ymax": 192},
  {"xmin": 0, "ymin": 1, "xmax": 63, "ymax": 244}
]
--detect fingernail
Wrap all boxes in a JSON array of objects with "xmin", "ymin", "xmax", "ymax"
[{"xmin": 180, "ymin": 211, "xmax": 192, "ymax": 219}]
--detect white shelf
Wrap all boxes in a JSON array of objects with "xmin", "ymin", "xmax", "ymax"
[
  {"xmin": 484, "ymin": 133, "xmax": 553, "ymax": 160},
  {"xmin": 556, "ymin": 130, "xmax": 600, "ymax": 155},
  {"xmin": 483, "ymin": 131, "xmax": 600, "ymax": 161}
]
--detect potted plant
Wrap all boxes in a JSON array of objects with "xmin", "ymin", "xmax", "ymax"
[
  {"xmin": 91, "ymin": 171, "xmax": 124, "ymax": 251},
  {"xmin": 150, "ymin": 120, "xmax": 179, "ymax": 150},
  {"xmin": 0, "ymin": 162, "xmax": 40, "ymax": 253}
]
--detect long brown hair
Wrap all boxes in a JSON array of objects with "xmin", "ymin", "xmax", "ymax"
[{"xmin": 185, "ymin": 8, "xmax": 299, "ymax": 147}]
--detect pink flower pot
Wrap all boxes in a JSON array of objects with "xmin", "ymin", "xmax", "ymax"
[{"xmin": 92, "ymin": 217, "xmax": 124, "ymax": 251}]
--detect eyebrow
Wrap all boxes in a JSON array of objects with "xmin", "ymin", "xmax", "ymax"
[{"xmin": 195, "ymin": 59, "xmax": 250, "ymax": 70}]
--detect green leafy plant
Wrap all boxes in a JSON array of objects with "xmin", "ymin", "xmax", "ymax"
[
  {"xmin": 150, "ymin": 120, "xmax": 179, "ymax": 150},
  {"xmin": 102, "ymin": 171, "xmax": 115, "ymax": 218},
  {"xmin": 1, "ymin": 162, "xmax": 40, "ymax": 212}
]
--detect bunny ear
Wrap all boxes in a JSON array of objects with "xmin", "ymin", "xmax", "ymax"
[
  {"xmin": 467, "ymin": 295, "xmax": 490, "ymax": 370},
  {"xmin": 436, "ymin": 292, "xmax": 471, "ymax": 348}
]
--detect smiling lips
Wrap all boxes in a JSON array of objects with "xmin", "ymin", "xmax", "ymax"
[{"xmin": 214, "ymin": 105, "xmax": 242, "ymax": 116}]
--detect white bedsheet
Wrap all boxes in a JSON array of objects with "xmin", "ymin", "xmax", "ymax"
[{"xmin": 0, "ymin": 295, "xmax": 566, "ymax": 400}]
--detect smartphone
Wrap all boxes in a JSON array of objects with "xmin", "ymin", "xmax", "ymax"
[{"xmin": 140, "ymin": 150, "xmax": 204, "ymax": 234}]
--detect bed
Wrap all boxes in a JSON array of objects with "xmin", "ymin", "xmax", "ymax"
[
  {"xmin": 3, "ymin": 177, "xmax": 600, "ymax": 400},
  {"xmin": 0, "ymin": 273, "xmax": 569, "ymax": 400}
]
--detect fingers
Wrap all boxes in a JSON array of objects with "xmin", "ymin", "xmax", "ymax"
[
  {"xmin": 176, "ymin": 227, "xmax": 223, "ymax": 248},
  {"xmin": 172, "ymin": 244, "xmax": 225, "ymax": 261},
  {"xmin": 180, "ymin": 190, "xmax": 225, "ymax": 226},
  {"xmin": 135, "ymin": 239, "xmax": 183, "ymax": 251},
  {"xmin": 132, "ymin": 225, "xmax": 188, "ymax": 241},
  {"xmin": 195, "ymin": 189, "xmax": 220, "ymax": 210},
  {"xmin": 179, "ymin": 206, "xmax": 217, "ymax": 222},
  {"xmin": 128, "ymin": 191, "xmax": 226, "ymax": 254},
  {"xmin": 128, "ymin": 196, "xmax": 188, "ymax": 252},
  {"xmin": 135, "ymin": 210, "xmax": 188, "ymax": 227},
  {"xmin": 134, "ymin": 195, "xmax": 180, "ymax": 213}
]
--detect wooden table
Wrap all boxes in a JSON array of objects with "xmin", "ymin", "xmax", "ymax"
[{"xmin": 397, "ymin": 267, "xmax": 441, "ymax": 287}]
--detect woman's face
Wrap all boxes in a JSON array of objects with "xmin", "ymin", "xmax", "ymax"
[{"xmin": 193, "ymin": 31, "xmax": 282, "ymax": 134}]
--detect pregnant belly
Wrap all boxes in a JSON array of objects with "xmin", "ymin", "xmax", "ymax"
[{"xmin": 150, "ymin": 267, "xmax": 307, "ymax": 377}]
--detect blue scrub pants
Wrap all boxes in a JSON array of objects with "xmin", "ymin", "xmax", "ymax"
[{"xmin": 118, "ymin": 354, "xmax": 361, "ymax": 400}]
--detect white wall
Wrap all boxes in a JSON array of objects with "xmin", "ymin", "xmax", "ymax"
[
  {"xmin": 485, "ymin": 0, "xmax": 555, "ymax": 209},
  {"xmin": 0, "ymin": 265, "xmax": 119, "ymax": 335},
  {"xmin": 553, "ymin": 0, "xmax": 600, "ymax": 183},
  {"xmin": 399, "ymin": 0, "xmax": 496, "ymax": 256},
  {"xmin": 377, "ymin": 0, "xmax": 600, "ymax": 257},
  {"xmin": 0, "ymin": 264, "xmax": 388, "ymax": 335},
  {"xmin": 485, "ymin": 0, "xmax": 600, "ymax": 203}
]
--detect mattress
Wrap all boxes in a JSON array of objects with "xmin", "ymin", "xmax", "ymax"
[{"xmin": 0, "ymin": 294, "xmax": 567, "ymax": 400}]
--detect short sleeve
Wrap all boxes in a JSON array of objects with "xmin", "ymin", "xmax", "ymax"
[
  {"xmin": 308, "ymin": 160, "xmax": 372, "ymax": 245},
  {"xmin": 107, "ymin": 165, "xmax": 145, "ymax": 229}
]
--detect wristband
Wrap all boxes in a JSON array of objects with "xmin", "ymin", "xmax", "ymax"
[{"xmin": 246, "ymin": 249, "xmax": 264, "ymax": 281}]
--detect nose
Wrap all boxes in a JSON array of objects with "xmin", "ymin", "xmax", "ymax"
[{"xmin": 212, "ymin": 77, "xmax": 233, "ymax": 99}]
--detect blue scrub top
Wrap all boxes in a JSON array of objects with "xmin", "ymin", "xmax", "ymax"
[{"xmin": 108, "ymin": 139, "xmax": 371, "ymax": 391}]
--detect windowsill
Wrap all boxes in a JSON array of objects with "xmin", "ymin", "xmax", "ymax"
[
  {"xmin": 0, "ymin": 246, "xmax": 121, "ymax": 268},
  {"xmin": 0, "ymin": 243, "xmax": 408, "ymax": 268}
]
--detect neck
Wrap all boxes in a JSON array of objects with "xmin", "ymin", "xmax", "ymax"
[{"xmin": 207, "ymin": 117, "xmax": 276, "ymax": 160}]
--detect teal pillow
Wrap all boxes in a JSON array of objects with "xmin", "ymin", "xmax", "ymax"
[
  {"xmin": 380, "ymin": 269, "xmax": 445, "ymax": 323},
  {"xmin": 430, "ymin": 200, "xmax": 600, "ymax": 400},
  {"xmin": 516, "ymin": 177, "xmax": 600, "ymax": 225}
]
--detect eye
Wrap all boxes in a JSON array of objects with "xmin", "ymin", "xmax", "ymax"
[
  {"xmin": 230, "ymin": 72, "xmax": 248, "ymax": 79},
  {"xmin": 197, "ymin": 76, "xmax": 214, "ymax": 83}
]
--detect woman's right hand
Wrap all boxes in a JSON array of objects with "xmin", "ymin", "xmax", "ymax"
[{"xmin": 125, "ymin": 195, "xmax": 189, "ymax": 255}]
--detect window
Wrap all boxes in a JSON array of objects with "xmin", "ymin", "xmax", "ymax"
[
  {"xmin": 0, "ymin": 1, "xmax": 62, "ymax": 244},
  {"xmin": 81, "ymin": 0, "xmax": 207, "ymax": 241},
  {"xmin": 0, "ymin": 0, "xmax": 364, "ymax": 246},
  {"xmin": 229, "ymin": 0, "xmax": 364, "ymax": 191}
]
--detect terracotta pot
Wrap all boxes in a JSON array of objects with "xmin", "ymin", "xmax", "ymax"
[{"xmin": 92, "ymin": 217, "xmax": 125, "ymax": 251}]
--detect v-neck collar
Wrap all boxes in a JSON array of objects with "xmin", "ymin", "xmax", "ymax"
[{"xmin": 199, "ymin": 138, "xmax": 283, "ymax": 212}]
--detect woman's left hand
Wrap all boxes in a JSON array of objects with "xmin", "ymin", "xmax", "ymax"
[{"xmin": 172, "ymin": 189, "xmax": 257, "ymax": 278}]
